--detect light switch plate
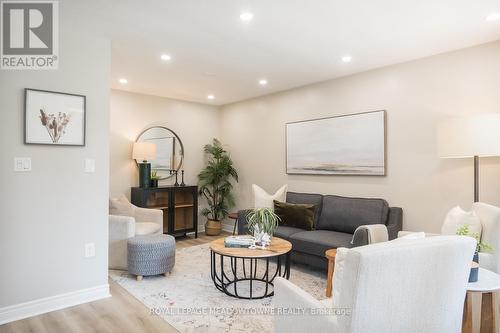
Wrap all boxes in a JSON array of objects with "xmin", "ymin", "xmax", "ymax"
[
  {"xmin": 14, "ymin": 157, "xmax": 31, "ymax": 172},
  {"xmin": 85, "ymin": 243, "xmax": 95, "ymax": 258},
  {"xmin": 84, "ymin": 159, "xmax": 95, "ymax": 173}
]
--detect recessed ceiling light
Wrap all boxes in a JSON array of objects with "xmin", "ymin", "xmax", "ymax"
[
  {"xmin": 160, "ymin": 54, "xmax": 171, "ymax": 61},
  {"xmin": 207, "ymin": 94, "xmax": 215, "ymax": 100},
  {"xmin": 259, "ymin": 79, "xmax": 268, "ymax": 86},
  {"xmin": 119, "ymin": 78, "xmax": 128, "ymax": 84},
  {"xmin": 486, "ymin": 12, "xmax": 500, "ymax": 21},
  {"xmin": 341, "ymin": 55, "xmax": 352, "ymax": 63},
  {"xmin": 240, "ymin": 12, "xmax": 254, "ymax": 22}
]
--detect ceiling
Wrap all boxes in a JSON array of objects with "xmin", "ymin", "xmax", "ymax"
[{"xmin": 106, "ymin": 0, "xmax": 500, "ymax": 105}]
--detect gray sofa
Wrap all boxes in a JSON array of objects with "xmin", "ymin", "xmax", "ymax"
[{"xmin": 237, "ymin": 192, "xmax": 403, "ymax": 270}]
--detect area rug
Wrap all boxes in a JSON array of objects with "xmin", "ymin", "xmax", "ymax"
[{"xmin": 109, "ymin": 243, "xmax": 327, "ymax": 333}]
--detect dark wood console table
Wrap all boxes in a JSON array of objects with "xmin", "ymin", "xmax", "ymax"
[{"xmin": 131, "ymin": 185, "xmax": 198, "ymax": 238}]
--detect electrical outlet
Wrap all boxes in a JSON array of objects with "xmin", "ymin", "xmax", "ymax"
[
  {"xmin": 84, "ymin": 159, "xmax": 95, "ymax": 173},
  {"xmin": 85, "ymin": 243, "xmax": 95, "ymax": 258}
]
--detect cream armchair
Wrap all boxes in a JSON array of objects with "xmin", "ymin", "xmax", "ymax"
[
  {"xmin": 274, "ymin": 236, "xmax": 476, "ymax": 333},
  {"xmin": 470, "ymin": 202, "xmax": 500, "ymax": 273},
  {"xmin": 400, "ymin": 202, "xmax": 500, "ymax": 273},
  {"xmin": 109, "ymin": 196, "xmax": 163, "ymax": 270}
]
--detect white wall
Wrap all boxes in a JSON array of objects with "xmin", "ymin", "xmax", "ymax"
[
  {"xmin": 110, "ymin": 90, "xmax": 221, "ymax": 230},
  {"xmin": 0, "ymin": 1, "xmax": 110, "ymax": 321},
  {"xmin": 220, "ymin": 41, "xmax": 500, "ymax": 233}
]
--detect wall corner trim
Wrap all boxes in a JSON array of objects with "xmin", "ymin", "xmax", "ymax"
[{"xmin": 0, "ymin": 284, "xmax": 110, "ymax": 325}]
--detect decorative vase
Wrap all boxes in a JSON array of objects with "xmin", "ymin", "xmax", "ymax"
[
  {"xmin": 138, "ymin": 162, "xmax": 151, "ymax": 188},
  {"xmin": 253, "ymin": 225, "xmax": 272, "ymax": 247},
  {"xmin": 469, "ymin": 252, "xmax": 479, "ymax": 282},
  {"xmin": 205, "ymin": 219, "xmax": 221, "ymax": 236},
  {"xmin": 150, "ymin": 179, "xmax": 158, "ymax": 187}
]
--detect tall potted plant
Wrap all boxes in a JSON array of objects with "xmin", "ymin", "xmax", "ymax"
[{"xmin": 198, "ymin": 138, "xmax": 238, "ymax": 235}]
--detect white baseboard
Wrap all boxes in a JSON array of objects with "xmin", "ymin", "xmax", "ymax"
[{"xmin": 0, "ymin": 284, "xmax": 110, "ymax": 325}]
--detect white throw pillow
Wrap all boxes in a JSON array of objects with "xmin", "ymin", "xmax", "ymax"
[
  {"xmin": 252, "ymin": 184, "xmax": 287, "ymax": 209},
  {"xmin": 441, "ymin": 206, "xmax": 482, "ymax": 236}
]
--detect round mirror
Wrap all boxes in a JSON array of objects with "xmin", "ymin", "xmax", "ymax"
[{"xmin": 135, "ymin": 126, "xmax": 184, "ymax": 180}]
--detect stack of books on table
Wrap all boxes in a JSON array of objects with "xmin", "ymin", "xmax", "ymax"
[{"xmin": 224, "ymin": 235, "xmax": 255, "ymax": 248}]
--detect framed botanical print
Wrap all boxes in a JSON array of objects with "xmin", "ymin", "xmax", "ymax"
[{"xmin": 24, "ymin": 88, "xmax": 86, "ymax": 146}]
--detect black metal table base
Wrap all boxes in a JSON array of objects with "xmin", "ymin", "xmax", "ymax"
[{"xmin": 210, "ymin": 250, "xmax": 291, "ymax": 299}]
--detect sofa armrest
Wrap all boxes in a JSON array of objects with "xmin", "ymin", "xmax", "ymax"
[
  {"xmin": 478, "ymin": 252, "xmax": 497, "ymax": 272},
  {"xmin": 237, "ymin": 209, "xmax": 253, "ymax": 235},
  {"xmin": 134, "ymin": 206, "xmax": 163, "ymax": 224},
  {"xmin": 351, "ymin": 224, "xmax": 388, "ymax": 247},
  {"xmin": 109, "ymin": 215, "xmax": 135, "ymax": 240},
  {"xmin": 386, "ymin": 207, "xmax": 403, "ymax": 240},
  {"xmin": 274, "ymin": 277, "xmax": 337, "ymax": 333},
  {"xmin": 109, "ymin": 215, "xmax": 135, "ymax": 270}
]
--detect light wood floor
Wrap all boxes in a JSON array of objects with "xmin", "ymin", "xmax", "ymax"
[{"xmin": 0, "ymin": 232, "xmax": 230, "ymax": 333}]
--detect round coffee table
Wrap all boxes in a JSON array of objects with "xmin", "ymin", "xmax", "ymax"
[{"xmin": 210, "ymin": 237, "xmax": 292, "ymax": 299}]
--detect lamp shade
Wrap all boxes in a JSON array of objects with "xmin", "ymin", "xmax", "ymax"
[
  {"xmin": 437, "ymin": 113, "xmax": 500, "ymax": 158},
  {"xmin": 132, "ymin": 142, "xmax": 157, "ymax": 161}
]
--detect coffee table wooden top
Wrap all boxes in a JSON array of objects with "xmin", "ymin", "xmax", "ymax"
[{"xmin": 210, "ymin": 237, "xmax": 292, "ymax": 258}]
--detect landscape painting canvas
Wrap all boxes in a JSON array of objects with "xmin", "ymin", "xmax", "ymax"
[{"xmin": 286, "ymin": 110, "xmax": 386, "ymax": 175}]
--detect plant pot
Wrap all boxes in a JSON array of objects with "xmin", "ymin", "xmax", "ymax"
[
  {"xmin": 150, "ymin": 179, "xmax": 159, "ymax": 187},
  {"xmin": 205, "ymin": 219, "xmax": 222, "ymax": 236},
  {"xmin": 253, "ymin": 225, "xmax": 273, "ymax": 247},
  {"xmin": 469, "ymin": 252, "xmax": 479, "ymax": 282}
]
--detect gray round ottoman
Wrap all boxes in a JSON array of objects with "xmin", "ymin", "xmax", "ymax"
[{"xmin": 127, "ymin": 234, "xmax": 175, "ymax": 281}]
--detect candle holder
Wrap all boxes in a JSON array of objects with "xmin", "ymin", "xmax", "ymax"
[
  {"xmin": 180, "ymin": 170, "xmax": 185, "ymax": 186},
  {"xmin": 174, "ymin": 170, "xmax": 179, "ymax": 186}
]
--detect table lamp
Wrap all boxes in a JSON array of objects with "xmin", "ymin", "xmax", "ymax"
[
  {"xmin": 133, "ymin": 142, "xmax": 157, "ymax": 188},
  {"xmin": 437, "ymin": 113, "xmax": 500, "ymax": 202}
]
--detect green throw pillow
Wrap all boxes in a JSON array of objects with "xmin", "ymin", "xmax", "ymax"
[{"xmin": 273, "ymin": 200, "xmax": 316, "ymax": 231}]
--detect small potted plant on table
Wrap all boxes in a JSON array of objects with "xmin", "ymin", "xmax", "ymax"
[
  {"xmin": 150, "ymin": 170, "xmax": 160, "ymax": 187},
  {"xmin": 246, "ymin": 208, "xmax": 281, "ymax": 247},
  {"xmin": 456, "ymin": 224, "xmax": 493, "ymax": 282}
]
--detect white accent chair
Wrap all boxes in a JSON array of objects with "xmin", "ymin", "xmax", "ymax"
[
  {"xmin": 109, "ymin": 196, "xmax": 163, "ymax": 270},
  {"xmin": 400, "ymin": 202, "xmax": 500, "ymax": 273},
  {"xmin": 274, "ymin": 236, "xmax": 476, "ymax": 333},
  {"xmin": 469, "ymin": 202, "xmax": 500, "ymax": 273}
]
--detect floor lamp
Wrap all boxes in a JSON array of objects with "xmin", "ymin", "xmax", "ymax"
[{"xmin": 437, "ymin": 114, "xmax": 500, "ymax": 202}]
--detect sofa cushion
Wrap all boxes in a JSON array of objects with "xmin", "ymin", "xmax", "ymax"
[
  {"xmin": 274, "ymin": 226, "xmax": 304, "ymax": 240},
  {"xmin": 274, "ymin": 200, "xmax": 316, "ymax": 231},
  {"xmin": 286, "ymin": 192, "xmax": 323, "ymax": 227},
  {"xmin": 135, "ymin": 222, "xmax": 161, "ymax": 235},
  {"xmin": 289, "ymin": 230, "xmax": 354, "ymax": 257},
  {"xmin": 317, "ymin": 195, "xmax": 389, "ymax": 234}
]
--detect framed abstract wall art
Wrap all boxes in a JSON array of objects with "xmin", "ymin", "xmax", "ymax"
[
  {"xmin": 24, "ymin": 88, "xmax": 86, "ymax": 146},
  {"xmin": 286, "ymin": 110, "xmax": 386, "ymax": 176}
]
